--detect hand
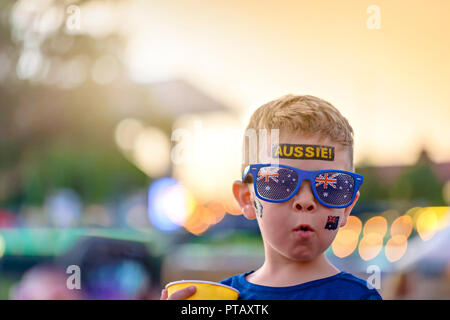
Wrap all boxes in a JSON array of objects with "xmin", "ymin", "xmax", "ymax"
[{"xmin": 160, "ymin": 286, "xmax": 196, "ymax": 300}]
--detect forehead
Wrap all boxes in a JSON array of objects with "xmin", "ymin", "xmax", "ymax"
[{"xmin": 262, "ymin": 132, "xmax": 351, "ymax": 171}]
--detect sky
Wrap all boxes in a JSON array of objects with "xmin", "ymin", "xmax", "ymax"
[{"xmin": 122, "ymin": 0, "xmax": 450, "ymax": 167}]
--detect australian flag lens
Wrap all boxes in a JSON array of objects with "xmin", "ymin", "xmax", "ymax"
[
  {"xmin": 314, "ymin": 172, "xmax": 354, "ymax": 206},
  {"xmin": 256, "ymin": 167, "xmax": 298, "ymax": 201}
]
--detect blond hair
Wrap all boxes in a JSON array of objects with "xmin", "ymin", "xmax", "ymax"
[{"xmin": 242, "ymin": 94, "xmax": 354, "ymax": 172}]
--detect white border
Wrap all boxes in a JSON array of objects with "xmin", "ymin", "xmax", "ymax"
[{"xmin": 165, "ymin": 280, "xmax": 240, "ymax": 294}]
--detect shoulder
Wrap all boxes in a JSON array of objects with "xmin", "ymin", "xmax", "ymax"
[
  {"xmin": 332, "ymin": 272, "xmax": 383, "ymax": 300},
  {"xmin": 219, "ymin": 270, "xmax": 256, "ymax": 296},
  {"xmin": 219, "ymin": 275, "xmax": 235, "ymax": 286},
  {"xmin": 219, "ymin": 271, "xmax": 251, "ymax": 287}
]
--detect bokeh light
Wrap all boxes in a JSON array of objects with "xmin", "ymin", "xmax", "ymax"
[
  {"xmin": 385, "ymin": 235, "xmax": 408, "ymax": 262},
  {"xmin": 358, "ymin": 232, "xmax": 384, "ymax": 261},
  {"xmin": 183, "ymin": 205, "xmax": 213, "ymax": 236},
  {"xmin": 363, "ymin": 216, "xmax": 388, "ymax": 237},
  {"xmin": 332, "ymin": 229, "xmax": 360, "ymax": 258},
  {"xmin": 172, "ymin": 112, "xmax": 242, "ymax": 201},
  {"xmin": 45, "ymin": 189, "xmax": 82, "ymax": 227},
  {"xmin": 132, "ymin": 127, "xmax": 171, "ymax": 177},
  {"xmin": 205, "ymin": 202, "xmax": 226, "ymax": 225},
  {"xmin": 346, "ymin": 215, "xmax": 363, "ymax": 233},
  {"xmin": 116, "ymin": 121, "xmax": 171, "ymax": 177},
  {"xmin": 147, "ymin": 177, "xmax": 195, "ymax": 232},
  {"xmin": 405, "ymin": 207, "xmax": 424, "ymax": 221},
  {"xmin": 115, "ymin": 118, "xmax": 144, "ymax": 151},
  {"xmin": 332, "ymin": 216, "xmax": 362, "ymax": 258},
  {"xmin": 390, "ymin": 215, "xmax": 413, "ymax": 238},
  {"xmin": 223, "ymin": 202, "xmax": 242, "ymax": 216},
  {"xmin": 79, "ymin": 0, "xmax": 119, "ymax": 38},
  {"xmin": 359, "ymin": 215, "xmax": 387, "ymax": 261},
  {"xmin": 414, "ymin": 207, "xmax": 450, "ymax": 242},
  {"xmin": 16, "ymin": 49, "xmax": 43, "ymax": 80},
  {"xmin": 416, "ymin": 208, "xmax": 439, "ymax": 241}
]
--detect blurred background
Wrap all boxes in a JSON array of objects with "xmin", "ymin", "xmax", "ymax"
[{"xmin": 0, "ymin": 0, "xmax": 449, "ymax": 300}]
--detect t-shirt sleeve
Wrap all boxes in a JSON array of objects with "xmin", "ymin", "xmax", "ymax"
[
  {"xmin": 219, "ymin": 276, "xmax": 233, "ymax": 286},
  {"xmin": 360, "ymin": 290, "xmax": 383, "ymax": 300}
]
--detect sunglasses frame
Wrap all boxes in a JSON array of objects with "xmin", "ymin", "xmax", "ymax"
[{"xmin": 242, "ymin": 163, "xmax": 364, "ymax": 208}]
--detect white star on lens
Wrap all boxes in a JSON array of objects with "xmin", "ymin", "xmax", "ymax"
[
  {"xmin": 323, "ymin": 192, "xmax": 328, "ymax": 197},
  {"xmin": 344, "ymin": 195, "xmax": 347, "ymax": 198},
  {"xmin": 349, "ymin": 184, "xmax": 352, "ymax": 187},
  {"xmin": 292, "ymin": 178, "xmax": 296, "ymax": 181},
  {"xmin": 265, "ymin": 186, "xmax": 271, "ymax": 191},
  {"xmin": 288, "ymin": 174, "xmax": 291, "ymax": 177},
  {"xmin": 282, "ymin": 180, "xmax": 285, "ymax": 183},
  {"xmin": 339, "ymin": 186, "xmax": 343, "ymax": 190},
  {"xmin": 345, "ymin": 181, "xmax": 348, "ymax": 184},
  {"xmin": 287, "ymin": 188, "xmax": 290, "ymax": 192}
]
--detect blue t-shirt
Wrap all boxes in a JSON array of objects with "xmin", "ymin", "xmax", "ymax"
[{"xmin": 220, "ymin": 270, "xmax": 382, "ymax": 300}]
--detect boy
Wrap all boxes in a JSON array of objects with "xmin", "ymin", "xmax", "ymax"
[{"xmin": 161, "ymin": 94, "xmax": 382, "ymax": 300}]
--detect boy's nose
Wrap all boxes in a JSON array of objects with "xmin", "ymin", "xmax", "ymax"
[{"xmin": 292, "ymin": 180, "xmax": 317, "ymax": 213}]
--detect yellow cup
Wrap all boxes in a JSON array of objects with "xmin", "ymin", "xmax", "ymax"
[{"xmin": 165, "ymin": 280, "xmax": 239, "ymax": 300}]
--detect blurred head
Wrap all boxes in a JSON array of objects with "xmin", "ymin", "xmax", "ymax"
[
  {"xmin": 58, "ymin": 237, "xmax": 158, "ymax": 300},
  {"xmin": 234, "ymin": 94, "xmax": 359, "ymax": 263}
]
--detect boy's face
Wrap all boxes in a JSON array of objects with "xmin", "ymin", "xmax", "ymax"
[{"xmin": 233, "ymin": 133, "xmax": 360, "ymax": 262}]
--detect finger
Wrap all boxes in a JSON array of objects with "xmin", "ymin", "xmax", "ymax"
[
  {"xmin": 160, "ymin": 288, "xmax": 168, "ymax": 300},
  {"xmin": 167, "ymin": 286, "xmax": 196, "ymax": 300}
]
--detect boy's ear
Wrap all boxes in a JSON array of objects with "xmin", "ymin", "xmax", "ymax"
[
  {"xmin": 340, "ymin": 191, "xmax": 360, "ymax": 227},
  {"xmin": 232, "ymin": 180, "xmax": 257, "ymax": 220}
]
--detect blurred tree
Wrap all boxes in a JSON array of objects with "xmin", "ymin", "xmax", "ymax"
[
  {"xmin": 0, "ymin": 0, "xmax": 157, "ymax": 209},
  {"xmin": 356, "ymin": 152, "xmax": 445, "ymax": 206},
  {"xmin": 390, "ymin": 162, "xmax": 445, "ymax": 205},
  {"xmin": 355, "ymin": 159, "xmax": 390, "ymax": 205}
]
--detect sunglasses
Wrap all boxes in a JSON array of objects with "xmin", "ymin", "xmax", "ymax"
[{"xmin": 242, "ymin": 164, "xmax": 363, "ymax": 208}]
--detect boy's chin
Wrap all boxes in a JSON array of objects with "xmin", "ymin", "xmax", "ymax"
[{"xmin": 287, "ymin": 250, "xmax": 319, "ymax": 262}]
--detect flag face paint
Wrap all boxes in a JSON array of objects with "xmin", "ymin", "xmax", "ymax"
[
  {"xmin": 324, "ymin": 215, "xmax": 340, "ymax": 230},
  {"xmin": 272, "ymin": 144, "xmax": 335, "ymax": 161},
  {"xmin": 254, "ymin": 198, "xmax": 263, "ymax": 218}
]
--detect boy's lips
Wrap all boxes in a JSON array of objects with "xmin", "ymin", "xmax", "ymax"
[
  {"xmin": 293, "ymin": 224, "xmax": 315, "ymax": 232},
  {"xmin": 293, "ymin": 224, "xmax": 315, "ymax": 240}
]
